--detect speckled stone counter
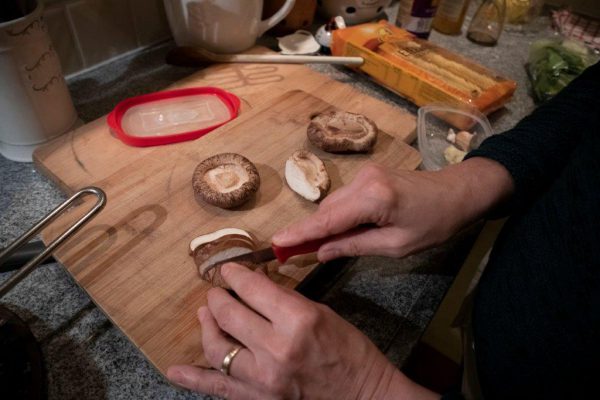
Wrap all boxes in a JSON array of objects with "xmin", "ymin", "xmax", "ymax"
[{"xmin": 0, "ymin": 5, "xmax": 553, "ymax": 399}]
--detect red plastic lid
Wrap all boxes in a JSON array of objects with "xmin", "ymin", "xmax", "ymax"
[{"xmin": 107, "ymin": 87, "xmax": 241, "ymax": 147}]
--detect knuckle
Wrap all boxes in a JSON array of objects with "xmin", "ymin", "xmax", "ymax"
[
  {"xmin": 358, "ymin": 162, "xmax": 384, "ymax": 180},
  {"xmin": 316, "ymin": 208, "xmax": 336, "ymax": 235},
  {"xmin": 344, "ymin": 237, "xmax": 363, "ymax": 257},
  {"xmin": 235, "ymin": 274, "xmax": 261, "ymax": 297},
  {"xmin": 274, "ymin": 343, "xmax": 301, "ymax": 366},
  {"xmin": 215, "ymin": 303, "xmax": 236, "ymax": 331},
  {"xmin": 366, "ymin": 178, "xmax": 394, "ymax": 200},
  {"xmin": 259, "ymin": 369, "xmax": 287, "ymax": 395},
  {"xmin": 208, "ymin": 375, "xmax": 231, "ymax": 398},
  {"xmin": 364, "ymin": 180, "xmax": 397, "ymax": 213},
  {"xmin": 293, "ymin": 304, "xmax": 321, "ymax": 331},
  {"xmin": 203, "ymin": 345, "xmax": 222, "ymax": 368}
]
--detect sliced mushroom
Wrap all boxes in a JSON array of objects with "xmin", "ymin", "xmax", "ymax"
[
  {"xmin": 192, "ymin": 153, "xmax": 260, "ymax": 209},
  {"xmin": 454, "ymin": 130, "xmax": 475, "ymax": 152},
  {"xmin": 285, "ymin": 150, "xmax": 331, "ymax": 202},
  {"xmin": 190, "ymin": 228, "xmax": 266, "ymax": 288},
  {"xmin": 307, "ymin": 111, "xmax": 378, "ymax": 153}
]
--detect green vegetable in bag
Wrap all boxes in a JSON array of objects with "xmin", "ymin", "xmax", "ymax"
[{"xmin": 527, "ymin": 39, "xmax": 598, "ymax": 102}]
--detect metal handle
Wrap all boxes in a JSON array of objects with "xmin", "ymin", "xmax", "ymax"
[{"xmin": 0, "ymin": 186, "xmax": 107, "ymax": 298}]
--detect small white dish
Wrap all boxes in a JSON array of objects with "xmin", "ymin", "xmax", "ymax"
[{"xmin": 277, "ymin": 30, "xmax": 321, "ymax": 55}]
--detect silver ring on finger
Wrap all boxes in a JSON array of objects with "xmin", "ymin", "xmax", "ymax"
[{"xmin": 220, "ymin": 346, "xmax": 243, "ymax": 376}]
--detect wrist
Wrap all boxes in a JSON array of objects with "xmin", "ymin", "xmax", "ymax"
[
  {"xmin": 356, "ymin": 355, "xmax": 439, "ymax": 400},
  {"xmin": 440, "ymin": 156, "xmax": 514, "ymax": 225},
  {"xmin": 369, "ymin": 362, "xmax": 440, "ymax": 400}
]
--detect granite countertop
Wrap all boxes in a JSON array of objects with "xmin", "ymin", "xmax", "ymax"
[{"xmin": 0, "ymin": 5, "xmax": 555, "ymax": 399}]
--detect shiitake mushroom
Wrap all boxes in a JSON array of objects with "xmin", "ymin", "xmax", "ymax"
[
  {"xmin": 192, "ymin": 153, "xmax": 260, "ymax": 209},
  {"xmin": 307, "ymin": 111, "xmax": 378, "ymax": 153}
]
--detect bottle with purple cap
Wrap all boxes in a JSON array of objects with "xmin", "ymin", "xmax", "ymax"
[{"xmin": 395, "ymin": 0, "xmax": 440, "ymax": 39}]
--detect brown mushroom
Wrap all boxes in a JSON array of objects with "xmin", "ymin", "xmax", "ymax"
[
  {"xmin": 285, "ymin": 150, "xmax": 331, "ymax": 202},
  {"xmin": 307, "ymin": 111, "xmax": 378, "ymax": 153},
  {"xmin": 192, "ymin": 153, "xmax": 260, "ymax": 208},
  {"xmin": 189, "ymin": 228, "xmax": 266, "ymax": 288}
]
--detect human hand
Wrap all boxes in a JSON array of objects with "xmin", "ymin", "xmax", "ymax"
[
  {"xmin": 273, "ymin": 158, "xmax": 513, "ymax": 262},
  {"xmin": 167, "ymin": 263, "xmax": 437, "ymax": 400}
]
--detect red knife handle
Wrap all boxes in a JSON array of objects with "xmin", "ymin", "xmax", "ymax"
[
  {"xmin": 271, "ymin": 236, "xmax": 331, "ymax": 263},
  {"xmin": 271, "ymin": 224, "xmax": 377, "ymax": 263}
]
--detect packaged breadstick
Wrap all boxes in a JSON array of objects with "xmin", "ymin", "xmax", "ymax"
[{"xmin": 331, "ymin": 21, "xmax": 516, "ymax": 129}]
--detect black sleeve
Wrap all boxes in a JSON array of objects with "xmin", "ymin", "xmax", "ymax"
[
  {"xmin": 465, "ymin": 61, "xmax": 600, "ymax": 214},
  {"xmin": 440, "ymin": 391, "xmax": 465, "ymax": 400}
]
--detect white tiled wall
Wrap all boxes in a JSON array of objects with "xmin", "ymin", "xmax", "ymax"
[{"xmin": 42, "ymin": 0, "xmax": 171, "ymax": 77}]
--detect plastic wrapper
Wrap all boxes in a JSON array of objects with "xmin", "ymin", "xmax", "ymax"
[
  {"xmin": 331, "ymin": 21, "xmax": 516, "ymax": 130},
  {"xmin": 527, "ymin": 39, "xmax": 599, "ymax": 103}
]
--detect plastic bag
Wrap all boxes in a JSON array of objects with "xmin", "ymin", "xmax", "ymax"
[{"xmin": 527, "ymin": 39, "xmax": 599, "ymax": 103}]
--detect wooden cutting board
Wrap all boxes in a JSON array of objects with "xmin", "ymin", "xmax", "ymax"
[
  {"xmin": 34, "ymin": 50, "xmax": 416, "ymax": 193},
  {"xmin": 33, "ymin": 56, "xmax": 421, "ymax": 376}
]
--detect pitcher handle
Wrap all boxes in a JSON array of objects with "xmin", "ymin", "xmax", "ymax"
[{"xmin": 257, "ymin": 0, "xmax": 296, "ymax": 37}]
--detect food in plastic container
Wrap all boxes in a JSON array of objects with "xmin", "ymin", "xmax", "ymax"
[{"xmin": 417, "ymin": 104, "xmax": 493, "ymax": 170}]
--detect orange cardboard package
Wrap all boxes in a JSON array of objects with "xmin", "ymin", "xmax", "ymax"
[{"xmin": 331, "ymin": 21, "xmax": 516, "ymax": 129}]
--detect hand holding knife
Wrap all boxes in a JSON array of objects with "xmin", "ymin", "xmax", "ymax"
[{"xmin": 206, "ymin": 225, "xmax": 375, "ymax": 271}]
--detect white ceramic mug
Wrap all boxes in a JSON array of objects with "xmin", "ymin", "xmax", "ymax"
[
  {"xmin": 0, "ymin": 1, "xmax": 78, "ymax": 162},
  {"xmin": 164, "ymin": 0, "xmax": 296, "ymax": 53}
]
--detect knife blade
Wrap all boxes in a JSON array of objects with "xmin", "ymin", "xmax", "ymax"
[{"xmin": 210, "ymin": 236, "xmax": 330, "ymax": 268}]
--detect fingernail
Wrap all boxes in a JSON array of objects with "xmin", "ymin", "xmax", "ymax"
[
  {"xmin": 272, "ymin": 229, "xmax": 287, "ymax": 243},
  {"xmin": 220, "ymin": 263, "xmax": 232, "ymax": 277},
  {"xmin": 167, "ymin": 368, "xmax": 186, "ymax": 386}
]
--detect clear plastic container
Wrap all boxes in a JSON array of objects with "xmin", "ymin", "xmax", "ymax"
[
  {"xmin": 417, "ymin": 104, "xmax": 493, "ymax": 171},
  {"xmin": 121, "ymin": 94, "xmax": 233, "ymax": 138}
]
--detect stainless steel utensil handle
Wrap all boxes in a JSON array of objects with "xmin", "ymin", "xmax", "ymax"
[{"xmin": 0, "ymin": 186, "xmax": 106, "ymax": 298}]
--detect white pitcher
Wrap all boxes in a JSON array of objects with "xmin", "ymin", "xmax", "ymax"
[
  {"xmin": 164, "ymin": 0, "xmax": 296, "ymax": 53},
  {"xmin": 0, "ymin": 0, "xmax": 78, "ymax": 162}
]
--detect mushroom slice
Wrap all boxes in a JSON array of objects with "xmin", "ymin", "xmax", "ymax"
[
  {"xmin": 454, "ymin": 130, "xmax": 475, "ymax": 151},
  {"xmin": 192, "ymin": 153, "xmax": 260, "ymax": 209},
  {"xmin": 307, "ymin": 111, "xmax": 378, "ymax": 153},
  {"xmin": 285, "ymin": 150, "xmax": 331, "ymax": 202},
  {"xmin": 190, "ymin": 228, "xmax": 266, "ymax": 288}
]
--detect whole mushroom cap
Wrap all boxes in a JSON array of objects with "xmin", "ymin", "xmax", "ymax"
[
  {"xmin": 307, "ymin": 111, "xmax": 378, "ymax": 153},
  {"xmin": 192, "ymin": 153, "xmax": 260, "ymax": 208}
]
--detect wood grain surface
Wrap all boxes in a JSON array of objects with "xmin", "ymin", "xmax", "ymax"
[
  {"xmin": 34, "ymin": 51, "xmax": 416, "ymax": 193},
  {"xmin": 33, "ymin": 56, "xmax": 420, "ymax": 376}
]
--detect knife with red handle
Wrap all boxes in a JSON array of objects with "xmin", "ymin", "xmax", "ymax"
[
  {"xmin": 211, "ymin": 236, "xmax": 330, "ymax": 268},
  {"xmin": 207, "ymin": 225, "xmax": 375, "ymax": 269}
]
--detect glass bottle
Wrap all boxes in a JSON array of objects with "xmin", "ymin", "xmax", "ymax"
[
  {"xmin": 466, "ymin": 0, "xmax": 507, "ymax": 46},
  {"xmin": 433, "ymin": 0, "xmax": 472, "ymax": 35},
  {"xmin": 396, "ymin": 0, "xmax": 440, "ymax": 39}
]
